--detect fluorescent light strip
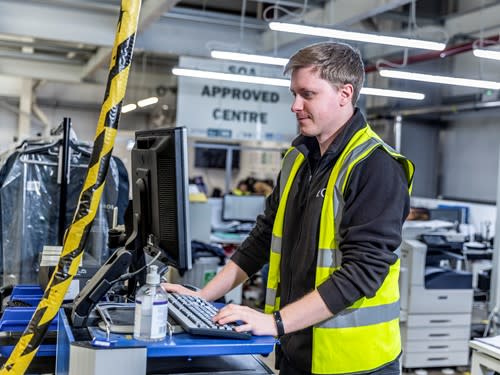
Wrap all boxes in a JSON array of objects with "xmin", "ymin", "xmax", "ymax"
[
  {"xmin": 360, "ymin": 87, "xmax": 424, "ymax": 100},
  {"xmin": 172, "ymin": 67, "xmax": 290, "ymax": 87},
  {"xmin": 122, "ymin": 103, "xmax": 137, "ymax": 113},
  {"xmin": 211, "ymin": 50, "xmax": 289, "ymax": 66},
  {"xmin": 379, "ymin": 69, "xmax": 500, "ymax": 90},
  {"xmin": 173, "ymin": 67, "xmax": 424, "ymax": 100},
  {"xmin": 137, "ymin": 96, "xmax": 159, "ymax": 107},
  {"xmin": 269, "ymin": 22, "xmax": 445, "ymax": 51},
  {"xmin": 473, "ymin": 48, "xmax": 500, "ymax": 61}
]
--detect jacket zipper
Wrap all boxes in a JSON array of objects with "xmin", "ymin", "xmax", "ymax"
[{"xmin": 285, "ymin": 162, "xmax": 313, "ymax": 303}]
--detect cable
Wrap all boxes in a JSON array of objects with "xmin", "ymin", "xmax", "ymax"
[
  {"xmin": 240, "ymin": 0, "xmax": 247, "ymax": 44},
  {"xmin": 263, "ymin": 0, "xmax": 308, "ymax": 22},
  {"xmin": 483, "ymin": 305, "xmax": 498, "ymax": 337},
  {"xmin": 375, "ymin": 0, "xmax": 449, "ymax": 71},
  {"xmin": 110, "ymin": 249, "xmax": 162, "ymax": 285}
]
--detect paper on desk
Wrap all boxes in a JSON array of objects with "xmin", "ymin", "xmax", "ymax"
[
  {"xmin": 403, "ymin": 220, "xmax": 455, "ymax": 230},
  {"xmin": 475, "ymin": 336, "xmax": 500, "ymax": 349}
]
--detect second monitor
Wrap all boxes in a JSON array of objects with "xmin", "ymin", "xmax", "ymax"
[{"xmin": 222, "ymin": 195, "xmax": 266, "ymax": 223}]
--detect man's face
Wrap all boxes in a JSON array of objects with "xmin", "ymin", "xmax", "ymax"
[{"xmin": 290, "ymin": 66, "xmax": 351, "ymax": 140}]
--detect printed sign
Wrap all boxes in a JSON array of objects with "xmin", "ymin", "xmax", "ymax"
[{"xmin": 177, "ymin": 56, "xmax": 297, "ymax": 141}]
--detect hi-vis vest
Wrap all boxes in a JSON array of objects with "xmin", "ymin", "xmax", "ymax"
[{"xmin": 265, "ymin": 124, "xmax": 414, "ymax": 374}]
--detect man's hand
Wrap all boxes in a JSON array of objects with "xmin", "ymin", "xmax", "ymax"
[
  {"xmin": 214, "ymin": 304, "xmax": 278, "ymax": 336},
  {"xmin": 161, "ymin": 282, "xmax": 201, "ymax": 298}
]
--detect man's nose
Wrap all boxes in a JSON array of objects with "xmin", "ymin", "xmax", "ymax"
[{"xmin": 291, "ymin": 96, "xmax": 303, "ymax": 112}]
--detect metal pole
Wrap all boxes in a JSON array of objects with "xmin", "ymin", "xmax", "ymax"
[
  {"xmin": 58, "ymin": 117, "xmax": 71, "ymax": 244},
  {"xmin": 225, "ymin": 149, "xmax": 233, "ymax": 194},
  {"xmin": 488, "ymin": 145, "xmax": 500, "ymax": 321}
]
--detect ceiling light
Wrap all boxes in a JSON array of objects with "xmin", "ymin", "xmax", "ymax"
[
  {"xmin": 269, "ymin": 22, "xmax": 446, "ymax": 51},
  {"xmin": 137, "ymin": 96, "xmax": 159, "ymax": 108},
  {"xmin": 360, "ymin": 87, "xmax": 424, "ymax": 100},
  {"xmin": 379, "ymin": 69, "xmax": 500, "ymax": 90},
  {"xmin": 473, "ymin": 48, "xmax": 500, "ymax": 61},
  {"xmin": 172, "ymin": 67, "xmax": 424, "ymax": 100},
  {"xmin": 211, "ymin": 50, "xmax": 288, "ymax": 66},
  {"xmin": 172, "ymin": 67, "xmax": 290, "ymax": 87},
  {"xmin": 122, "ymin": 103, "xmax": 137, "ymax": 113},
  {"xmin": 21, "ymin": 46, "xmax": 34, "ymax": 54},
  {"xmin": 0, "ymin": 34, "xmax": 34, "ymax": 44}
]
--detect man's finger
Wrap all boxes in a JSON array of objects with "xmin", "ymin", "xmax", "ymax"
[{"xmin": 235, "ymin": 323, "xmax": 252, "ymax": 333}]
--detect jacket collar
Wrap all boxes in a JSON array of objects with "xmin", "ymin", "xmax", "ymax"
[{"xmin": 292, "ymin": 108, "xmax": 367, "ymax": 161}]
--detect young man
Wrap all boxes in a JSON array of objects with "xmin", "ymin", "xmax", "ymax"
[{"xmin": 164, "ymin": 42, "xmax": 414, "ymax": 374}]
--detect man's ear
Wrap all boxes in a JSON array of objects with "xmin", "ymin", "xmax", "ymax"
[{"xmin": 339, "ymin": 84, "xmax": 354, "ymax": 106}]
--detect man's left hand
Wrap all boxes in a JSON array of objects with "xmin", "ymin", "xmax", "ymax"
[{"xmin": 213, "ymin": 304, "xmax": 278, "ymax": 336}]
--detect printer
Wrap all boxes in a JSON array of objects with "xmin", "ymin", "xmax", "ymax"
[{"xmin": 399, "ymin": 237, "xmax": 473, "ymax": 369}]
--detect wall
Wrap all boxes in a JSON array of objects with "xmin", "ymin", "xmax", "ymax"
[
  {"xmin": 400, "ymin": 120, "xmax": 440, "ymax": 198},
  {"xmin": 440, "ymin": 116, "xmax": 500, "ymax": 203},
  {"xmin": 0, "ymin": 108, "xmax": 18, "ymax": 155}
]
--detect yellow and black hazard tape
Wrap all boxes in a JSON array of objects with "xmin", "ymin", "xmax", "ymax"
[{"xmin": 0, "ymin": 1, "xmax": 141, "ymax": 373}]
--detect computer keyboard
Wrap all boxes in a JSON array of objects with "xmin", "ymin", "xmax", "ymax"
[{"xmin": 167, "ymin": 293, "xmax": 251, "ymax": 340}]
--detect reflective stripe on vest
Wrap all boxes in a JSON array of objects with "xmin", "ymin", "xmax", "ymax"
[
  {"xmin": 265, "ymin": 123, "xmax": 414, "ymax": 374},
  {"xmin": 316, "ymin": 300, "xmax": 400, "ymax": 329},
  {"xmin": 265, "ymin": 148, "xmax": 305, "ymax": 313}
]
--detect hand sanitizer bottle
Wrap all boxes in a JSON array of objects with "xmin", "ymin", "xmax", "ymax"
[{"xmin": 133, "ymin": 265, "xmax": 168, "ymax": 341}]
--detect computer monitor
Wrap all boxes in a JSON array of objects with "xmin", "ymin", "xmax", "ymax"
[
  {"xmin": 222, "ymin": 195, "xmax": 266, "ymax": 222},
  {"xmin": 71, "ymin": 126, "xmax": 192, "ymax": 327},
  {"xmin": 194, "ymin": 142, "xmax": 240, "ymax": 170},
  {"xmin": 130, "ymin": 126, "xmax": 192, "ymax": 271},
  {"xmin": 428, "ymin": 207, "xmax": 464, "ymax": 224}
]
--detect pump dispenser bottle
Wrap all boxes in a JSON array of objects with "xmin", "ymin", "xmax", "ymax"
[{"xmin": 133, "ymin": 265, "xmax": 168, "ymax": 341}]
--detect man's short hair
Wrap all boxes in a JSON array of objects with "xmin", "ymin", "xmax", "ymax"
[{"xmin": 285, "ymin": 42, "xmax": 365, "ymax": 105}]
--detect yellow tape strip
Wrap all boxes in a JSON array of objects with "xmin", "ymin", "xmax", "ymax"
[{"xmin": 0, "ymin": 1, "xmax": 141, "ymax": 373}]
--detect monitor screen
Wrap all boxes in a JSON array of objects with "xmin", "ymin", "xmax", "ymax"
[
  {"xmin": 222, "ymin": 195, "xmax": 266, "ymax": 222},
  {"xmin": 194, "ymin": 143, "xmax": 240, "ymax": 170},
  {"xmin": 428, "ymin": 208, "xmax": 463, "ymax": 224}
]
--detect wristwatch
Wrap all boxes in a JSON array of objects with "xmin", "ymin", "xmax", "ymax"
[{"xmin": 273, "ymin": 310, "xmax": 285, "ymax": 338}]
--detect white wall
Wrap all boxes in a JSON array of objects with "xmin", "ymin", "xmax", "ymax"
[
  {"xmin": 439, "ymin": 117, "xmax": 500, "ymax": 203},
  {"xmin": 0, "ymin": 108, "xmax": 18, "ymax": 154}
]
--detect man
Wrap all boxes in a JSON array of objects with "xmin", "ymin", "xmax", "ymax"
[{"xmin": 164, "ymin": 42, "xmax": 414, "ymax": 374}]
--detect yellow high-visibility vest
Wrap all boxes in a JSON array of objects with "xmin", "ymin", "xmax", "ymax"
[{"xmin": 265, "ymin": 124, "xmax": 414, "ymax": 374}]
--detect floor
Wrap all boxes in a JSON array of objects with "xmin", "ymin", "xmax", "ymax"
[{"xmin": 260, "ymin": 350, "xmax": 278, "ymax": 374}]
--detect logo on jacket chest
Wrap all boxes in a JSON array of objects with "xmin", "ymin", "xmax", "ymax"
[{"xmin": 316, "ymin": 188, "xmax": 326, "ymax": 198}]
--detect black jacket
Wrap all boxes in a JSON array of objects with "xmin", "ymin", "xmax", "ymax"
[{"xmin": 231, "ymin": 109, "xmax": 410, "ymax": 372}]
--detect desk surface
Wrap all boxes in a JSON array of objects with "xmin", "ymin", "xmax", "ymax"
[
  {"xmin": 60, "ymin": 307, "xmax": 276, "ymax": 358},
  {"xmin": 470, "ymin": 338, "xmax": 500, "ymax": 375},
  {"xmin": 470, "ymin": 338, "xmax": 500, "ymax": 358}
]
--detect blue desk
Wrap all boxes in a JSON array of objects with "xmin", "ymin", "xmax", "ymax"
[{"xmin": 56, "ymin": 307, "xmax": 276, "ymax": 374}]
